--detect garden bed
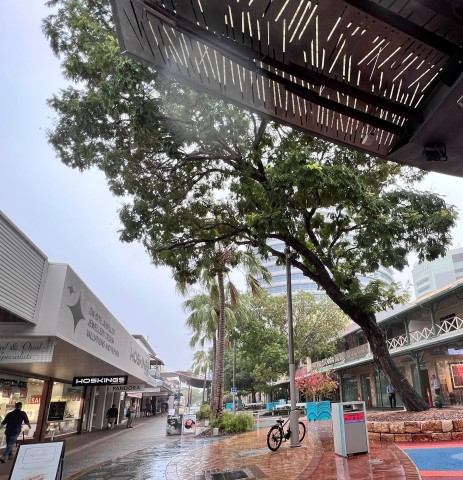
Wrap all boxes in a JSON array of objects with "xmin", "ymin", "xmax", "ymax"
[{"xmin": 367, "ymin": 407, "xmax": 463, "ymax": 442}]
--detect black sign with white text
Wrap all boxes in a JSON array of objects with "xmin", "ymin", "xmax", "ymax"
[{"xmin": 72, "ymin": 375, "xmax": 128, "ymax": 386}]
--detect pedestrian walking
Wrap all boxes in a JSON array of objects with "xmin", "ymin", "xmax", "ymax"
[
  {"xmin": 386, "ymin": 384, "xmax": 396, "ymax": 409},
  {"xmin": 105, "ymin": 404, "xmax": 118, "ymax": 430},
  {"xmin": 145, "ymin": 399, "xmax": 152, "ymax": 417},
  {"xmin": 126, "ymin": 401, "xmax": 136, "ymax": 428},
  {"xmin": 0, "ymin": 402, "xmax": 31, "ymax": 462}
]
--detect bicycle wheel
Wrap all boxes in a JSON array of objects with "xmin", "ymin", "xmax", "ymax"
[
  {"xmin": 298, "ymin": 421, "xmax": 306, "ymax": 442},
  {"xmin": 267, "ymin": 425, "xmax": 283, "ymax": 451}
]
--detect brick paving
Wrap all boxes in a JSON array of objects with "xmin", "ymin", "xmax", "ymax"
[{"xmin": 0, "ymin": 415, "xmax": 421, "ymax": 480}]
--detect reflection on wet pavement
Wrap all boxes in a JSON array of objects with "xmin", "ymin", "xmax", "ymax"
[{"xmin": 75, "ymin": 438, "xmax": 220, "ymax": 480}]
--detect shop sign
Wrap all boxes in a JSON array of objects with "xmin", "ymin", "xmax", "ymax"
[
  {"xmin": 47, "ymin": 401, "xmax": 67, "ymax": 421},
  {"xmin": 343, "ymin": 412, "xmax": 365, "ymax": 423},
  {"xmin": 0, "ymin": 337, "xmax": 55, "ymax": 363},
  {"xmin": 108, "ymin": 383, "xmax": 145, "ymax": 392},
  {"xmin": 127, "ymin": 392, "xmax": 143, "ymax": 398},
  {"xmin": 449, "ymin": 348, "xmax": 463, "ymax": 355},
  {"xmin": 72, "ymin": 375, "xmax": 128, "ymax": 386},
  {"xmin": 2, "ymin": 387, "xmax": 12, "ymax": 398},
  {"xmin": 30, "ymin": 395, "xmax": 41, "ymax": 404}
]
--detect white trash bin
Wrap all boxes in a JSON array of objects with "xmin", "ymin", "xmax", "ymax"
[{"xmin": 331, "ymin": 401, "xmax": 369, "ymax": 457}]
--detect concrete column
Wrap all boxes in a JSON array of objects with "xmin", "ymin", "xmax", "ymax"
[
  {"xmin": 113, "ymin": 392, "xmax": 122, "ymax": 423},
  {"xmin": 404, "ymin": 318, "xmax": 410, "ymax": 344},
  {"xmin": 86, "ymin": 388, "xmax": 97, "ymax": 432},
  {"xmin": 94, "ymin": 386, "xmax": 108, "ymax": 430}
]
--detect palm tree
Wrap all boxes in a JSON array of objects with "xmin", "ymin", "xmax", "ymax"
[
  {"xmin": 180, "ymin": 246, "xmax": 270, "ymax": 416},
  {"xmin": 191, "ymin": 350, "xmax": 212, "ymax": 404}
]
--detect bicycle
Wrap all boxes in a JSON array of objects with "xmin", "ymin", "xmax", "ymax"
[{"xmin": 266, "ymin": 411, "xmax": 306, "ymax": 451}]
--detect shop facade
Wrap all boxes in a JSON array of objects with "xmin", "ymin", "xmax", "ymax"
[
  {"xmin": 0, "ymin": 211, "xmax": 157, "ymax": 441},
  {"xmin": 309, "ymin": 280, "xmax": 463, "ymax": 408}
]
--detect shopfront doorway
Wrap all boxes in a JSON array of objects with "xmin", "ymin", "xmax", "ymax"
[{"xmin": 360, "ymin": 374, "xmax": 372, "ymax": 406}]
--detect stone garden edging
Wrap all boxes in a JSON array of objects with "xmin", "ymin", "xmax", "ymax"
[{"xmin": 367, "ymin": 419, "xmax": 463, "ymax": 442}]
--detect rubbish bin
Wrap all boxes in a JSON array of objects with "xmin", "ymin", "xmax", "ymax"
[{"xmin": 331, "ymin": 401, "xmax": 369, "ymax": 457}]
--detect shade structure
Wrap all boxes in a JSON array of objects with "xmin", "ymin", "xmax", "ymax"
[{"xmin": 111, "ymin": 0, "xmax": 463, "ymax": 176}]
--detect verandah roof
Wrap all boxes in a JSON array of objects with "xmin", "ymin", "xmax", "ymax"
[{"xmin": 111, "ymin": 0, "xmax": 463, "ymax": 176}]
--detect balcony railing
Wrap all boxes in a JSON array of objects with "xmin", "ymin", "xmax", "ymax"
[{"xmin": 311, "ymin": 315, "xmax": 463, "ymax": 371}]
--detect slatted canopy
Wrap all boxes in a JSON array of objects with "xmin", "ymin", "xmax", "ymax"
[{"xmin": 110, "ymin": 0, "xmax": 463, "ymax": 176}]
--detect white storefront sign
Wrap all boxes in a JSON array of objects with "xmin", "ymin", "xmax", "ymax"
[
  {"xmin": 0, "ymin": 337, "xmax": 55, "ymax": 363},
  {"xmin": 108, "ymin": 383, "xmax": 145, "ymax": 392}
]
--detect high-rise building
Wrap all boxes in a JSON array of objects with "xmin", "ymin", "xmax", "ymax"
[
  {"xmin": 412, "ymin": 247, "xmax": 463, "ymax": 298},
  {"xmin": 259, "ymin": 239, "xmax": 394, "ymax": 296}
]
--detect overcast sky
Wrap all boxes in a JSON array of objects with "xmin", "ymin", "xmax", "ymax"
[{"xmin": 1, "ymin": 3, "xmax": 463, "ymax": 371}]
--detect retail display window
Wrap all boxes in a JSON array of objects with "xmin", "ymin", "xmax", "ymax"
[
  {"xmin": 45, "ymin": 382, "xmax": 83, "ymax": 438},
  {"xmin": 0, "ymin": 375, "xmax": 45, "ymax": 442}
]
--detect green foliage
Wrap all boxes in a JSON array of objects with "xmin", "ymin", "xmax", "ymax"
[
  {"xmin": 210, "ymin": 412, "xmax": 254, "ymax": 433},
  {"xmin": 433, "ymin": 395, "xmax": 443, "ymax": 408},
  {"xmin": 44, "ymin": 0, "xmax": 458, "ymax": 411},
  {"xmin": 223, "ymin": 291, "xmax": 349, "ymax": 395},
  {"xmin": 196, "ymin": 403, "xmax": 212, "ymax": 420}
]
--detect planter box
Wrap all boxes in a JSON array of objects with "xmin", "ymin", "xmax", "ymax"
[{"xmin": 306, "ymin": 401, "xmax": 331, "ymax": 421}]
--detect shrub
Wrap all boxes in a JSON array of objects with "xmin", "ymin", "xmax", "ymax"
[
  {"xmin": 296, "ymin": 371, "xmax": 339, "ymax": 401},
  {"xmin": 433, "ymin": 395, "xmax": 443, "ymax": 408},
  {"xmin": 211, "ymin": 412, "xmax": 254, "ymax": 433},
  {"xmin": 197, "ymin": 403, "xmax": 212, "ymax": 420}
]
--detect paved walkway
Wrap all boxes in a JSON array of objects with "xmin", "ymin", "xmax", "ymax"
[{"xmin": 0, "ymin": 415, "xmax": 420, "ymax": 480}]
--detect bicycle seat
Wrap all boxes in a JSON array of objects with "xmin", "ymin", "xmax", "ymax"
[{"xmin": 276, "ymin": 418, "xmax": 284, "ymax": 425}]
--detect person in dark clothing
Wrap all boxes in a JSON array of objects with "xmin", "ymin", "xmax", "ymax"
[
  {"xmin": 386, "ymin": 384, "xmax": 396, "ymax": 409},
  {"xmin": 1, "ymin": 402, "xmax": 30, "ymax": 462},
  {"xmin": 105, "ymin": 404, "xmax": 118, "ymax": 430}
]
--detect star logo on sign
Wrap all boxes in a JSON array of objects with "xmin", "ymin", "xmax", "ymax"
[{"xmin": 68, "ymin": 294, "xmax": 85, "ymax": 331}]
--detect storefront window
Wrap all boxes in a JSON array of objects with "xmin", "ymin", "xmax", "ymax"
[
  {"xmin": 436, "ymin": 357, "xmax": 463, "ymax": 405},
  {"xmin": 341, "ymin": 377, "xmax": 358, "ymax": 402},
  {"xmin": 0, "ymin": 375, "xmax": 44, "ymax": 441},
  {"xmin": 45, "ymin": 382, "xmax": 83, "ymax": 438}
]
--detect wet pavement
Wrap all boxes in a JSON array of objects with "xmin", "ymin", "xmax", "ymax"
[{"xmin": 0, "ymin": 414, "xmax": 420, "ymax": 480}]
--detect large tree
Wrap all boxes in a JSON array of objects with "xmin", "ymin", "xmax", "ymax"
[
  {"xmin": 224, "ymin": 292, "xmax": 350, "ymax": 398},
  {"xmin": 44, "ymin": 0, "xmax": 458, "ymax": 411}
]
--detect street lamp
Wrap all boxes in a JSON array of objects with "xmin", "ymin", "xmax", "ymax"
[
  {"xmin": 285, "ymin": 246, "xmax": 300, "ymax": 448},
  {"xmin": 232, "ymin": 327, "xmax": 239, "ymax": 414}
]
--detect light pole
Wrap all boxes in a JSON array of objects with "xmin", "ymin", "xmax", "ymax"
[
  {"xmin": 232, "ymin": 327, "xmax": 239, "ymax": 413},
  {"xmin": 232, "ymin": 339, "xmax": 236, "ymax": 413},
  {"xmin": 285, "ymin": 246, "xmax": 300, "ymax": 447}
]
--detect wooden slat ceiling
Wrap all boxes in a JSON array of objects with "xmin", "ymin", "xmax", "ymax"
[{"xmin": 111, "ymin": 0, "xmax": 463, "ymax": 176}]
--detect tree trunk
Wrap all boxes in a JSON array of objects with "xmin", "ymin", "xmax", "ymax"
[
  {"xmin": 360, "ymin": 314, "xmax": 428, "ymax": 411},
  {"xmin": 202, "ymin": 368, "xmax": 207, "ymax": 404},
  {"xmin": 212, "ymin": 270, "xmax": 226, "ymax": 417},
  {"xmin": 210, "ymin": 334, "xmax": 217, "ymax": 407},
  {"xmin": 323, "ymin": 297, "xmax": 423, "ymax": 413}
]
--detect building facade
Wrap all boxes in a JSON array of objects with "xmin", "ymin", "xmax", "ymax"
[
  {"xmin": 0, "ymin": 210, "xmax": 167, "ymax": 440},
  {"xmin": 308, "ymin": 279, "xmax": 463, "ymax": 408},
  {"xmin": 412, "ymin": 247, "xmax": 463, "ymax": 298},
  {"xmin": 259, "ymin": 239, "xmax": 395, "ymax": 296}
]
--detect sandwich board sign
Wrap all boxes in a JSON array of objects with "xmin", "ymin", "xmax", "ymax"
[{"xmin": 9, "ymin": 441, "xmax": 65, "ymax": 480}]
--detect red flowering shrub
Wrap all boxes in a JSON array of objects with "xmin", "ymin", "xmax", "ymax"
[{"xmin": 296, "ymin": 371, "xmax": 339, "ymax": 401}]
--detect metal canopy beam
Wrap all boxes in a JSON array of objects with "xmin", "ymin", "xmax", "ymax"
[
  {"xmin": 111, "ymin": 0, "xmax": 463, "ymax": 176},
  {"xmin": 344, "ymin": 0, "xmax": 456, "ymax": 55}
]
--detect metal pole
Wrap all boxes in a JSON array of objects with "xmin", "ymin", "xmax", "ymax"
[
  {"xmin": 285, "ymin": 246, "xmax": 300, "ymax": 447},
  {"xmin": 233, "ymin": 339, "xmax": 236, "ymax": 413}
]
